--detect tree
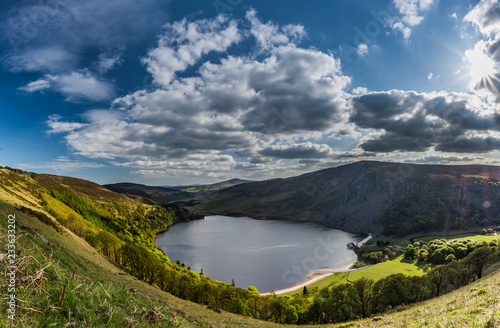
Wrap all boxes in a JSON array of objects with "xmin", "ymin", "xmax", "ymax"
[
  {"xmin": 371, "ymin": 274, "xmax": 410, "ymax": 312},
  {"xmin": 96, "ymin": 230, "xmax": 121, "ymax": 258},
  {"xmin": 353, "ymin": 277, "xmax": 374, "ymax": 318},
  {"xmin": 121, "ymin": 242, "xmax": 153, "ymax": 280},
  {"xmin": 445, "ymin": 254, "xmax": 456, "ymax": 263},
  {"xmin": 284, "ymin": 304, "xmax": 299, "ymax": 324},
  {"xmin": 323, "ymin": 283, "xmax": 361, "ymax": 323},
  {"xmin": 270, "ymin": 297, "xmax": 287, "ymax": 323},
  {"xmin": 427, "ymin": 265, "xmax": 446, "ymax": 296},
  {"xmin": 431, "ymin": 248, "xmax": 446, "ymax": 264},
  {"xmin": 467, "ymin": 246, "xmax": 493, "ymax": 280},
  {"xmin": 229, "ymin": 297, "xmax": 247, "ymax": 315},
  {"xmin": 404, "ymin": 245, "xmax": 416, "ymax": 259}
]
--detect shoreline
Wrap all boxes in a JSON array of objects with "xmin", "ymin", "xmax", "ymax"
[{"xmin": 261, "ymin": 235, "xmax": 372, "ymax": 296}]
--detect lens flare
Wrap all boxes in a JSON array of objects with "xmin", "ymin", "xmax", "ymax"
[{"xmin": 467, "ymin": 48, "xmax": 495, "ymax": 83}]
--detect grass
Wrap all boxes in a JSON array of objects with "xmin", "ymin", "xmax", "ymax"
[
  {"xmin": 0, "ymin": 202, "xmax": 187, "ymax": 328},
  {"xmin": 413, "ymin": 233, "xmax": 499, "ymax": 244},
  {"xmin": 348, "ymin": 255, "xmax": 431, "ymax": 281},
  {"xmin": 282, "ymin": 255, "xmax": 431, "ymax": 297}
]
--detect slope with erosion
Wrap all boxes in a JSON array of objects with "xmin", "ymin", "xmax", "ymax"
[{"xmin": 194, "ymin": 161, "xmax": 500, "ymax": 237}]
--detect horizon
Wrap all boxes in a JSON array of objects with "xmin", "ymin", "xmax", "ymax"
[
  {"xmin": 4, "ymin": 159, "xmax": 500, "ymax": 187},
  {"xmin": 1, "ymin": 0, "xmax": 500, "ymax": 186}
]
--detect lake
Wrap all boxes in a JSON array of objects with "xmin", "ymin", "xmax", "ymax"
[{"xmin": 156, "ymin": 215, "xmax": 360, "ymax": 293}]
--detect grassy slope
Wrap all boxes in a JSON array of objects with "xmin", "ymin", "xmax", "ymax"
[
  {"xmin": 1, "ymin": 168, "xmax": 500, "ymax": 327},
  {"xmin": 4, "ymin": 199, "xmax": 500, "ymax": 328}
]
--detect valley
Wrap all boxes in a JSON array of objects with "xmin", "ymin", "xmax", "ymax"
[{"xmin": 1, "ymin": 162, "xmax": 500, "ymax": 327}]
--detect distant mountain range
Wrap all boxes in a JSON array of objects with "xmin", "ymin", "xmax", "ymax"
[
  {"xmin": 104, "ymin": 178, "xmax": 252, "ymax": 209},
  {"xmin": 103, "ymin": 161, "xmax": 500, "ymax": 237},
  {"xmin": 191, "ymin": 161, "xmax": 500, "ymax": 237}
]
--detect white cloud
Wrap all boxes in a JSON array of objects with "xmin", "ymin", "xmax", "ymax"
[
  {"xmin": 1, "ymin": 0, "xmax": 170, "ymax": 103},
  {"xmin": 22, "ymin": 70, "xmax": 116, "ymax": 102},
  {"xmin": 17, "ymin": 156, "xmax": 105, "ymax": 173},
  {"xmin": 19, "ymin": 79, "xmax": 50, "ymax": 92},
  {"xmin": 427, "ymin": 72, "xmax": 440, "ymax": 81},
  {"xmin": 47, "ymin": 115, "xmax": 87, "ymax": 135},
  {"xmin": 357, "ymin": 43, "xmax": 368, "ymax": 56},
  {"xmin": 45, "ymin": 9, "xmax": 500, "ymax": 181},
  {"xmin": 246, "ymin": 9, "xmax": 306, "ymax": 51},
  {"xmin": 4, "ymin": 47, "xmax": 78, "ymax": 73},
  {"xmin": 142, "ymin": 15, "xmax": 242, "ymax": 87},
  {"xmin": 391, "ymin": 22, "xmax": 412, "ymax": 39},
  {"xmin": 352, "ymin": 87, "xmax": 368, "ymax": 95},
  {"xmin": 389, "ymin": 0, "xmax": 437, "ymax": 38},
  {"xmin": 464, "ymin": 0, "xmax": 500, "ymax": 35},
  {"xmin": 48, "ymin": 11, "xmax": 352, "ymax": 177},
  {"xmin": 96, "ymin": 53, "xmax": 123, "ymax": 73}
]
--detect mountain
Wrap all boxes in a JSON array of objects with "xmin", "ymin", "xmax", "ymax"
[
  {"xmin": 173, "ymin": 178, "xmax": 253, "ymax": 192},
  {"xmin": 104, "ymin": 178, "xmax": 253, "ymax": 208},
  {"xmin": 193, "ymin": 161, "xmax": 500, "ymax": 237},
  {"xmin": 103, "ymin": 182, "xmax": 195, "ymax": 205}
]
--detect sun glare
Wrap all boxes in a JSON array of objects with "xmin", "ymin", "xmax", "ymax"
[{"xmin": 466, "ymin": 46, "xmax": 497, "ymax": 90}]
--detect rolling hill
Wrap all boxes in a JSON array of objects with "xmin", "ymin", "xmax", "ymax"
[
  {"xmin": 193, "ymin": 161, "xmax": 500, "ymax": 237},
  {"xmin": 104, "ymin": 178, "xmax": 252, "ymax": 208}
]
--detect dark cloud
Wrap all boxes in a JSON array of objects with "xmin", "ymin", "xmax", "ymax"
[
  {"xmin": 351, "ymin": 90, "xmax": 500, "ymax": 154},
  {"xmin": 259, "ymin": 143, "xmax": 333, "ymax": 159},
  {"xmin": 333, "ymin": 151, "xmax": 377, "ymax": 159},
  {"xmin": 360, "ymin": 134, "xmax": 433, "ymax": 152},
  {"xmin": 1, "ymin": 0, "xmax": 169, "ymax": 60},
  {"xmin": 435, "ymin": 137, "xmax": 500, "ymax": 153},
  {"xmin": 349, "ymin": 91, "xmax": 422, "ymax": 129}
]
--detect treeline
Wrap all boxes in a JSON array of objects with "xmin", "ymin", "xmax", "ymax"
[
  {"xmin": 353, "ymin": 239, "xmax": 404, "ymax": 267},
  {"xmin": 305, "ymin": 246, "xmax": 497, "ymax": 324},
  {"xmin": 39, "ymin": 188, "xmax": 500, "ymax": 325},
  {"xmin": 405, "ymin": 237, "xmax": 498, "ymax": 265}
]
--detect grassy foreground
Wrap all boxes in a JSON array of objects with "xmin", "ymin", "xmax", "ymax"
[{"xmin": 3, "ymin": 199, "xmax": 500, "ymax": 328}]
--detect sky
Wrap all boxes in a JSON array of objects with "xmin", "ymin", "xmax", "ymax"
[{"xmin": 1, "ymin": 0, "xmax": 500, "ymax": 185}]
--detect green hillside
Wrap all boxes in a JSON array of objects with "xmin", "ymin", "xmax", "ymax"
[{"xmin": 1, "ymin": 166, "xmax": 500, "ymax": 327}]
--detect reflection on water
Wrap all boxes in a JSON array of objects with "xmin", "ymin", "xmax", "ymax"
[{"xmin": 156, "ymin": 215, "xmax": 358, "ymax": 292}]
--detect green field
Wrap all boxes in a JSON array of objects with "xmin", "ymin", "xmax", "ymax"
[
  {"xmin": 412, "ymin": 233, "xmax": 498, "ymax": 244},
  {"xmin": 348, "ymin": 255, "xmax": 431, "ymax": 281},
  {"xmin": 284, "ymin": 255, "xmax": 432, "ymax": 296},
  {"xmin": 285, "ymin": 233, "xmax": 499, "ymax": 297}
]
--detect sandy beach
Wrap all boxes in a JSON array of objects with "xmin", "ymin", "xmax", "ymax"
[{"xmin": 261, "ymin": 235, "xmax": 372, "ymax": 296}]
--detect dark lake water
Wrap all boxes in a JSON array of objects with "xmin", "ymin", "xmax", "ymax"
[{"xmin": 156, "ymin": 215, "xmax": 359, "ymax": 293}]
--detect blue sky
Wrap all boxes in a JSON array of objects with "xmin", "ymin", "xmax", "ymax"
[{"xmin": 1, "ymin": 0, "xmax": 500, "ymax": 185}]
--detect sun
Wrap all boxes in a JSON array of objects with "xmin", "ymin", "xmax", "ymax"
[{"xmin": 465, "ymin": 44, "xmax": 498, "ymax": 92}]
